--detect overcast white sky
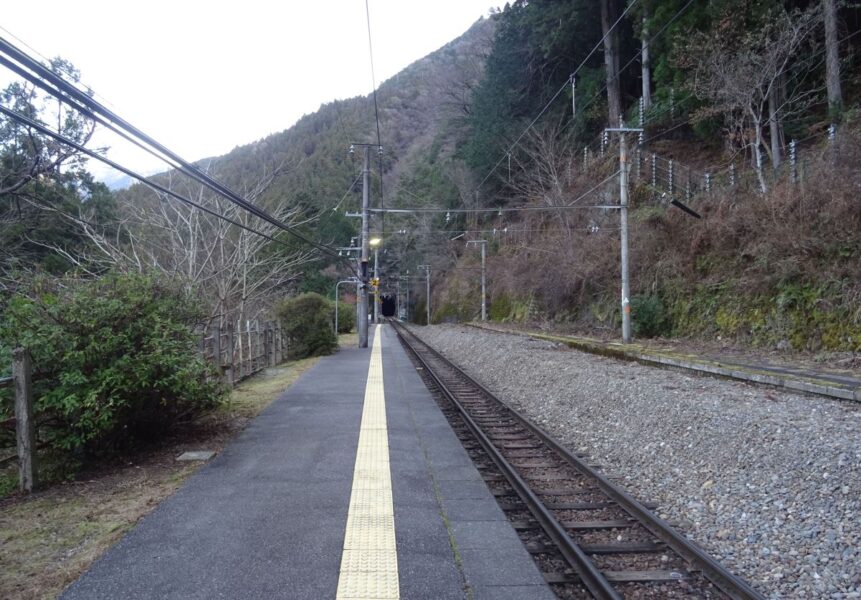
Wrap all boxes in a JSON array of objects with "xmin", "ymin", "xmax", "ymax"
[{"xmin": 1, "ymin": 0, "xmax": 498, "ymax": 183}]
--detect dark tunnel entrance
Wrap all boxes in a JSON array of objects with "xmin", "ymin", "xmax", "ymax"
[{"xmin": 381, "ymin": 294, "xmax": 396, "ymax": 317}]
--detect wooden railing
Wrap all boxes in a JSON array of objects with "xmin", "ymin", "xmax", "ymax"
[
  {"xmin": 0, "ymin": 348, "xmax": 36, "ymax": 492},
  {"xmin": 199, "ymin": 320, "xmax": 286, "ymax": 388}
]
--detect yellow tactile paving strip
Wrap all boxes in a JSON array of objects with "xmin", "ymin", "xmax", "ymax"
[{"xmin": 336, "ymin": 325, "xmax": 400, "ymax": 599}]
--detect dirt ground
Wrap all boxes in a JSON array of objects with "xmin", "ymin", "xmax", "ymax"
[{"xmin": 0, "ymin": 352, "xmax": 326, "ymax": 600}]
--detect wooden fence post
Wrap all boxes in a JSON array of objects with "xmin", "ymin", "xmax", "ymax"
[
  {"xmin": 269, "ymin": 324, "xmax": 276, "ymax": 367},
  {"xmin": 226, "ymin": 322, "xmax": 235, "ymax": 387},
  {"xmin": 275, "ymin": 322, "xmax": 282, "ymax": 364},
  {"xmin": 263, "ymin": 321, "xmax": 272, "ymax": 368},
  {"xmin": 12, "ymin": 348, "xmax": 36, "ymax": 492},
  {"xmin": 236, "ymin": 322, "xmax": 242, "ymax": 381},
  {"xmin": 212, "ymin": 323, "xmax": 222, "ymax": 383}
]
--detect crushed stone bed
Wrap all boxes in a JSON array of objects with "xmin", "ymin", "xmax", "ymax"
[{"xmin": 412, "ymin": 324, "xmax": 861, "ymax": 600}]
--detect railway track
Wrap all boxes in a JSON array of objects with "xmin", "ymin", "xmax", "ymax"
[{"xmin": 392, "ymin": 321, "xmax": 765, "ymax": 600}]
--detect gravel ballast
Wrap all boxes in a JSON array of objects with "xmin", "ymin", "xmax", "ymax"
[{"xmin": 412, "ymin": 324, "xmax": 861, "ymax": 599}]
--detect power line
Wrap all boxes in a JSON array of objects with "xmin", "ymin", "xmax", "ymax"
[
  {"xmin": 371, "ymin": 205, "xmax": 620, "ymax": 214},
  {"xmin": 328, "ymin": 171, "xmax": 364, "ymax": 213},
  {"xmin": 374, "ymin": 168, "xmax": 620, "ymax": 217},
  {"xmin": 0, "ymin": 105, "xmax": 312, "ymax": 254},
  {"xmin": 393, "ymin": 227, "xmax": 622, "ymax": 234},
  {"xmin": 0, "ymin": 35, "xmax": 344, "ymax": 261},
  {"xmin": 364, "ymin": 0, "xmax": 385, "ymax": 229}
]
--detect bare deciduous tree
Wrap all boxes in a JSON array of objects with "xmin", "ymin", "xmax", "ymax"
[
  {"xmin": 601, "ymin": 0, "xmax": 623, "ymax": 126},
  {"xmin": 46, "ymin": 165, "xmax": 315, "ymax": 326},
  {"xmin": 683, "ymin": 8, "xmax": 821, "ymax": 193},
  {"xmin": 823, "ymin": 0, "xmax": 843, "ymax": 114}
]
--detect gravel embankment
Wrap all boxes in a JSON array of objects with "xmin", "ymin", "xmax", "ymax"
[{"xmin": 414, "ymin": 324, "xmax": 861, "ymax": 600}]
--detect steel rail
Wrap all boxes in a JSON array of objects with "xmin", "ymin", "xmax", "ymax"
[
  {"xmin": 393, "ymin": 321, "xmax": 622, "ymax": 599},
  {"xmin": 393, "ymin": 321, "xmax": 766, "ymax": 600}
]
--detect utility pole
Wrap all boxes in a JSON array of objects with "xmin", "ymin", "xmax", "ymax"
[
  {"xmin": 373, "ymin": 247, "xmax": 380, "ymax": 324},
  {"xmin": 351, "ymin": 143, "xmax": 379, "ymax": 348},
  {"xmin": 406, "ymin": 277, "xmax": 411, "ymax": 322},
  {"xmin": 358, "ymin": 147, "xmax": 370, "ymax": 347},
  {"xmin": 466, "ymin": 240, "xmax": 487, "ymax": 321},
  {"xmin": 605, "ymin": 118, "xmax": 642, "ymax": 344},
  {"xmin": 419, "ymin": 265, "xmax": 430, "ymax": 325}
]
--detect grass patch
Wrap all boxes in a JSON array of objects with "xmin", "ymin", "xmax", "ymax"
[
  {"xmin": 0, "ymin": 356, "xmax": 320, "ymax": 600},
  {"xmin": 338, "ymin": 331, "xmax": 359, "ymax": 349}
]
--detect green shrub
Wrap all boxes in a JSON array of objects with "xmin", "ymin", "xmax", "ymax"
[
  {"xmin": 276, "ymin": 292, "xmax": 337, "ymax": 358},
  {"xmin": 336, "ymin": 301, "xmax": 355, "ymax": 333},
  {"xmin": 631, "ymin": 294, "xmax": 671, "ymax": 338},
  {"xmin": 489, "ymin": 294, "xmax": 513, "ymax": 321},
  {"xmin": 0, "ymin": 273, "xmax": 224, "ymax": 455}
]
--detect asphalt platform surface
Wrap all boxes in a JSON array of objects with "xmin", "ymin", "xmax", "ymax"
[{"xmin": 61, "ymin": 325, "xmax": 554, "ymax": 600}]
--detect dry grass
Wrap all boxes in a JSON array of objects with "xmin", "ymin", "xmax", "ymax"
[
  {"xmin": 468, "ymin": 127, "xmax": 861, "ymax": 348},
  {"xmin": 0, "ymin": 355, "xmax": 320, "ymax": 600}
]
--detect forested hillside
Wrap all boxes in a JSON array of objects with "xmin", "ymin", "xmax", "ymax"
[
  {"xmin": 3, "ymin": 0, "xmax": 860, "ymax": 357},
  {"xmin": 427, "ymin": 0, "xmax": 861, "ymax": 352}
]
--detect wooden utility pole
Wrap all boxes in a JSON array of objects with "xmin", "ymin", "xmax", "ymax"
[{"xmin": 13, "ymin": 348, "xmax": 36, "ymax": 492}]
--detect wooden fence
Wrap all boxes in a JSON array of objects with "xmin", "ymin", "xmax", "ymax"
[
  {"xmin": 199, "ymin": 320, "xmax": 286, "ymax": 388},
  {"xmin": 1, "ymin": 319, "xmax": 286, "ymax": 493},
  {"xmin": 0, "ymin": 348, "xmax": 36, "ymax": 492}
]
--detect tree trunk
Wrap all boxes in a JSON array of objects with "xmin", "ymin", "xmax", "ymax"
[
  {"xmin": 641, "ymin": 10, "xmax": 652, "ymax": 112},
  {"xmin": 751, "ymin": 111, "xmax": 768, "ymax": 194},
  {"xmin": 601, "ymin": 0, "xmax": 622, "ymax": 125},
  {"xmin": 823, "ymin": 0, "xmax": 843, "ymax": 114},
  {"xmin": 768, "ymin": 83, "xmax": 782, "ymax": 170}
]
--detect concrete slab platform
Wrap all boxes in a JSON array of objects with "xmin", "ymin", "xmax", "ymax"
[
  {"xmin": 176, "ymin": 450, "xmax": 216, "ymax": 461},
  {"xmin": 60, "ymin": 325, "xmax": 554, "ymax": 600}
]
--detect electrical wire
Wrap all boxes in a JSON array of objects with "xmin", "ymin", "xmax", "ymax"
[
  {"xmin": 0, "ymin": 104, "xmax": 327, "ymax": 259},
  {"xmin": 364, "ymin": 0, "xmax": 385, "ymax": 231},
  {"xmin": 0, "ymin": 35, "xmax": 345, "ymax": 262},
  {"xmin": 328, "ymin": 171, "xmax": 364, "ymax": 213},
  {"xmin": 375, "ymin": 168, "xmax": 621, "ymax": 217},
  {"xmin": 371, "ymin": 205, "xmax": 620, "ymax": 214}
]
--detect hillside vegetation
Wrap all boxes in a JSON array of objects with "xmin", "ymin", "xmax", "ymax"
[
  {"xmin": 2, "ymin": 1, "xmax": 860, "ymax": 363},
  {"xmin": 425, "ymin": 0, "xmax": 861, "ymax": 352}
]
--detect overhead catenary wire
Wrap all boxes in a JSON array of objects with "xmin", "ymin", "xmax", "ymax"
[
  {"xmin": 371, "ymin": 205, "xmax": 620, "ymax": 214},
  {"xmin": 364, "ymin": 0, "xmax": 385, "ymax": 229},
  {"xmin": 0, "ymin": 35, "xmax": 344, "ymax": 262},
  {"xmin": 375, "ymin": 168, "xmax": 621, "ymax": 216}
]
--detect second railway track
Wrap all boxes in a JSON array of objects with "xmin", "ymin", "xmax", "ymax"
[{"xmin": 392, "ymin": 320, "xmax": 765, "ymax": 600}]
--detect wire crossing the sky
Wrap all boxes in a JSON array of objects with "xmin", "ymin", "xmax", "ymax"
[
  {"xmin": 0, "ymin": 105, "xmax": 305, "ymax": 253},
  {"xmin": 0, "ymin": 35, "xmax": 345, "ymax": 262}
]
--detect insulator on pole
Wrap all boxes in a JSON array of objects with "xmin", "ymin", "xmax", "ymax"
[{"xmin": 668, "ymin": 159, "xmax": 674, "ymax": 195}]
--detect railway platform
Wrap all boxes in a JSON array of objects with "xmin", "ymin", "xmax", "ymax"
[{"xmin": 61, "ymin": 324, "xmax": 555, "ymax": 600}]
